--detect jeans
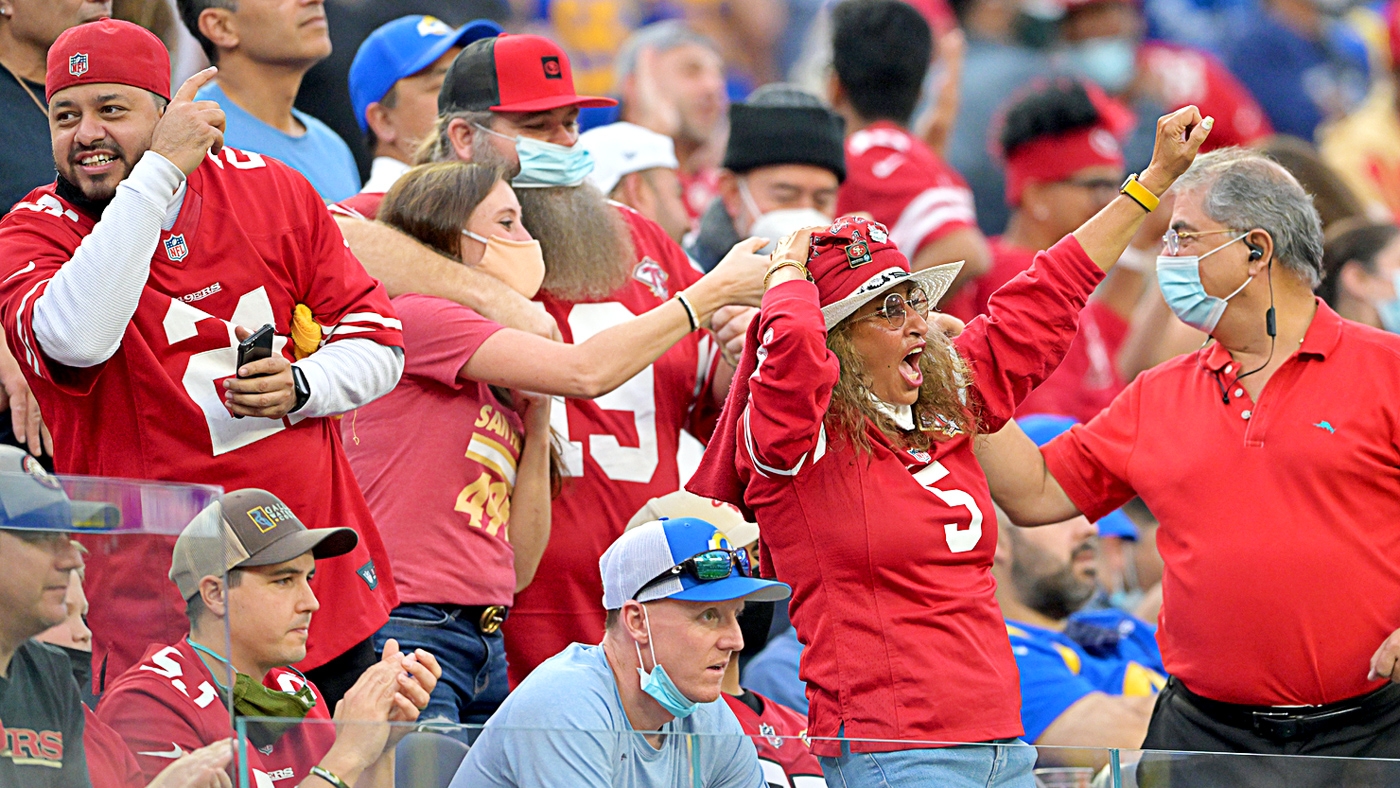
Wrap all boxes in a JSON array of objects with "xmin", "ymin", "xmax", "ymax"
[
  {"xmin": 372, "ymin": 604, "xmax": 509, "ymax": 729},
  {"xmin": 819, "ymin": 738, "xmax": 1037, "ymax": 788}
]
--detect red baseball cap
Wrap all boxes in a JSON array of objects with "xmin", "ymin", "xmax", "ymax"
[
  {"xmin": 808, "ymin": 217, "xmax": 963, "ymax": 328},
  {"xmin": 46, "ymin": 19, "xmax": 171, "ymax": 103},
  {"xmin": 438, "ymin": 33, "xmax": 616, "ymax": 114}
]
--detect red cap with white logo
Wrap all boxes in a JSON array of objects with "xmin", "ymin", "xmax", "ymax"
[{"xmin": 46, "ymin": 19, "xmax": 171, "ymax": 102}]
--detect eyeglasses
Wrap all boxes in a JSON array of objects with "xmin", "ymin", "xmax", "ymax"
[
  {"xmin": 634, "ymin": 548, "xmax": 752, "ymax": 597},
  {"xmin": 855, "ymin": 288, "xmax": 931, "ymax": 330},
  {"xmin": 1063, "ymin": 177, "xmax": 1121, "ymax": 199},
  {"xmin": 1162, "ymin": 227, "xmax": 1242, "ymax": 256}
]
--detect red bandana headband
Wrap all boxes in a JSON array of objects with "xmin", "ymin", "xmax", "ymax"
[{"xmin": 1003, "ymin": 124, "xmax": 1126, "ymax": 207}]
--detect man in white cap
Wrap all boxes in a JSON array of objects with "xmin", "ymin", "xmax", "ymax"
[
  {"xmin": 577, "ymin": 122, "xmax": 689, "ymax": 244},
  {"xmin": 453, "ymin": 516, "xmax": 789, "ymax": 788}
]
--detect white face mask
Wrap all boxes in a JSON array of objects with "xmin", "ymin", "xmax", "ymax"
[
  {"xmin": 462, "ymin": 230, "xmax": 546, "ymax": 298},
  {"xmin": 738, "ymin": 178, "xmax": 832, "ymax": 254}
]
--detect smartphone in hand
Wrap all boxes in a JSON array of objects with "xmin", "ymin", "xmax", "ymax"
[{"xmin": 236, "ymin": 324, "xmax": 274, "ymax": 377}]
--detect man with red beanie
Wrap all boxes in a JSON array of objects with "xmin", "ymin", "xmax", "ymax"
[{"xmin": 0, "ymin": 19, "xmax": 405, "ymax": 709}]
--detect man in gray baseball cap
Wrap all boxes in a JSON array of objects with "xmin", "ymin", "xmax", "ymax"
[{"xmin": 98, "ymin": 489, "xmax": 442, "ymax": 788}]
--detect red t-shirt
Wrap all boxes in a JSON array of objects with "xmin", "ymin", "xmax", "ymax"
[
  {"xmin": 1139, "ymin": 42, "xmax": 1272, "ymax": 151},
  {"xmin": 837, "ymin": 121, "xmax": 977, "ymax": 261},
  {"xmin": 344, "ymin": 294, "xmax": 523, "ymax": 606},
  {"xmin": 733, "ymin": 236, "xmax": 1103, "ymax": 755},
  {"xmin": 0, "ymin": 149, "xmax": 403, "ymax": 676},
  {"xmin": 503, "ymin": 205, "xmax": 722, "ymax": 684},
  {"xmin": 83, "ymin": 706, "xmax": 144, "ymax": 788},
  {"xmin": 968, "ymin": 239, "xmax": 1128, "ymax": 424},
  {"xmin": 1043, "ymin": 302, "xmax": 1400, "ymax": 707},
  {"xmin": 723, "ymin": 692, "xmax": 824, "ymax": 787},
  {"xmin": 98, "ymin": 639, "xmax": 336, "ymax": 786}
]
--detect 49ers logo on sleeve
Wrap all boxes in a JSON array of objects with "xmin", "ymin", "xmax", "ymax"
[
  {"xmin": 632, "ymin": 258, "xmax": 669, "ymax": 299},
  {"xmin": 68, "ymin": 53, "xmax": 88, "ymax": 77},
  {"xmin": 164, "ymin": 234, "xmax": 189, "ymax": 262}
]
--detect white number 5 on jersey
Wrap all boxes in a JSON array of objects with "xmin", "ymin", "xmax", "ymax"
[{"xmin": 913, "ymin": 461, "xmax": 984, "ymax": 553}]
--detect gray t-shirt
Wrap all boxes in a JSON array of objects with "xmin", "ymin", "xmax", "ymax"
[{"xmin": 452, "ymin": 643, "xmax": 765, "ymax": 788}]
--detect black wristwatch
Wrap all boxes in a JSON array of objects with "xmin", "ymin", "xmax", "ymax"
[{"xmin": 290, "ymin": 365, "xmax": 310, "ymax": 413}]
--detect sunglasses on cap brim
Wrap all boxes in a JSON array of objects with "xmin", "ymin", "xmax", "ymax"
[{"xmin": 633, "ymin": 548, "xmax": 753, "ymax": 599}]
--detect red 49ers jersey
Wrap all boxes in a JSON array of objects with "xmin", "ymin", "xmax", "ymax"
[
  {"xmin": 504, "ymin": 204, "xmax": 722, "ymax": 684},
  {"xmin": 723, "ymin": 692, "xmax": 825, "ymax": 788},
  {"xmin": 98, "ymin": 639, "xmax": 336, "ymax": 787},
  {"xmin": 0, "ymin": 148, "xmax": 403, "ymax": 676}
]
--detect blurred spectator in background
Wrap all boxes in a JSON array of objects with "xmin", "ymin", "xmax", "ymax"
[
  {"xmin": 0, "ymin": 0, "xmax": 109, "ymax": 211},
  {"xmin": 829, "ymin": 0, "xmax": 991, "ymax": 313},
  {"xmin": 452, "ymin": 518, "xmax": 789, "ymax": 788},
  {"xmin": 1056, "ymin": 0, "xmax": 1272, "ymax": 172},
  {"xmin": 993, "ymin": 501, "xmax": 1164, "ymax": 765},
  {"xmin": 687, "ymin": 84, "xmax": 844, "ymax": 273},
  {"xmin": 0, "ymin": 20, "xmax": 405, "ymax": 707},
  {"xmin": 1319, "ymin": 220, "xmax": 1400, "ymax": 330},
  {"xmin": 578, "ymin": 121, "xmax": 690, "ymax": 242},
  {"xmin": 951, "ymin": 78, "xmax": 1138, "ymax": 423},
  {"xmin": 1220, "ymin": 0, "xmax": 1369, "ymax": 141},
  {"xmin": 616, "ymin": 22, "xmax": 729, "ymax": 222},
  {"xmin": 625, "ymin": 492, "xmax": 826, "ymax": 788},
  {"xmin": 1320, "ymin": 7, "xmax": 1400, "ymax": 221},
  {"xmin": 100, "ymin": 490, "xmax": 440, "ymax": 788},
  {"xmin": 297, "ymin": 0, "xmax": 510, "ymax": 181},
  {"xmin": 1261, "ymin": 134, "xmax": 1370, "ymax": 230},
  {"xmin": 339, "ymin": 15, "xmax": 501, "ymax": 218},
  {"xmin": 177, "ymin": 0, "xmax": 360, "ymax": 201},
  {"xmin": 32, "ymin": 546, "xmax": 93, "ymax": 705},
  {"xmin": 945, "ymin": 0, "xmax": 1048, "ymax": 236}
]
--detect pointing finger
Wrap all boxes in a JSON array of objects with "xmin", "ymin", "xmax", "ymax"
[{"xmin": 174, "ymin": 67, "xmax": 218, "ymax": 104}]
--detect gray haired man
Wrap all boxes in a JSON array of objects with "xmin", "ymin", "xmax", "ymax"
[{"xmin": 977, "ymin": 146, "xmax": 1400, "ymax": 786}]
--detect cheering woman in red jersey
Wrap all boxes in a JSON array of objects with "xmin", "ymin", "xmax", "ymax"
[{"xmin": 689, "ymin": 106, "xmax": 1212, "ymax": 786}]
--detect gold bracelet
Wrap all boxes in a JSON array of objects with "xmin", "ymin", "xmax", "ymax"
[
  {"xmin": 310, "ymin": 766, "xmax": 352, "ymax": 788},
  {"xmin": 764, "ymin": 260, "xmax": 811, "ymax": 289}
]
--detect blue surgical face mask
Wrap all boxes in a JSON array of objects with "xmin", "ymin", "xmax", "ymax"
[
  {"xmin": 477, "ymin": 123, "xmax": 594, "ymax": 189},
  {"xmin": 1156, "ymin": 233, "xmax": 1252, "ymax": 333},
  {"xmin": 634, "ymin": 606, "xmax": 702, "ymax": 720},
  {"xmin": 1067, "ymin": 37, "xmax": 1137, "ymax": 94},
  {"xmin": 1376, "ymin": 270, "xmax": 1400, "ymax": 334}
]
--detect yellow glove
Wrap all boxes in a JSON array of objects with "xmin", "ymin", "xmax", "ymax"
[{"xmin": 290, "ymin": 304, "xmax": 321, "ymax": 360}]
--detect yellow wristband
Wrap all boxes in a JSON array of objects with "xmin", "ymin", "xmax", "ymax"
[{"xmin": 1120, "ymin": 173, "xmax": 1161, "ymax": 213}]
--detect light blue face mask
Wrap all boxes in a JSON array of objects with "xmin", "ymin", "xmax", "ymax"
[
  {"xmin": 1376, "ymin": 271, "xmax": 1400, "ymax": 334},
  {"xmin": 634, "ymin": 606, "xmax": 702, "ymax": 720},
  {"xmin": 477, "ymin": 123, "xmax": 594, "ymax": 189},
  {"xmin": 1156, "ymin": 233, "xmax": 1252, "ymax": 333},
  {"xmin": 1067, "ymin": 37, "xmax": 1137, "ymax": 94}
]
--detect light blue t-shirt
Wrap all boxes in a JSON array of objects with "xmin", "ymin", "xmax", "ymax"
[
  {"xmin": 453, "ymin": 644, "xmax": 764, "ymax": 788},
  {"xmin": 195, "ymin": 81, "xmax": 360, "ymax": 202}
]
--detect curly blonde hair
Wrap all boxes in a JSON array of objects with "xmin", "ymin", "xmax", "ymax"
[{"xmin": 824, "ymin": 317, "xmax": 976, "ymax": 453}]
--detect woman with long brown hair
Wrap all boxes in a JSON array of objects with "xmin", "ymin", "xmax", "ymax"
[
  {"xmin": 344, "ymin": 160, "xmax": 768, "ymax": 728},
  {"xmin": 690, "ymin": 107, "xmax": 1212, "ymax": 785}
]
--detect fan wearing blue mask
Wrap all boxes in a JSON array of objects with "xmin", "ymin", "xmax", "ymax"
[
  {"xmin": 1319, "ymin": 222, "xmax": 1400, "ymax": 334},
  {"xmin": 452, "ymin": 517, "xmax": 790, "ymax": 788}
]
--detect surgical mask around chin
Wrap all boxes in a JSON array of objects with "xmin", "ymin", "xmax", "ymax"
[
  {"xmin": 1067, "ymin": 37, "xmax": 1137, "ymax": 94},
  {"xmin": 463, "ymin": 230, "xmax": 546, "ymax": 298},
  {"xmin": 738, "ymin": 179, "xmax": 832, "ymax": 253},
  {"xmin": 1375, "ymin": 270, "xmax": 1400, "ymax": 334},
  {"xmin": 1155, "ymin": 233, "xmax": 1252, "ymax": 333},
  {"xmin": 476, "ymin": 123, "xmax": 594, "ymax": 189},
  {"xmin": 634, "ymin": 606, "xmax": 702, "ymax": 720}
]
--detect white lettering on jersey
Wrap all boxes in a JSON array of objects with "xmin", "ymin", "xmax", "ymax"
[
  {"xmin": 180, "ymin": 282, "xmax": 223, "ymax": 303},
  {"xmin": 253, "ymin": 768, "xmax": 275, "ymax": 788},
  {"xmin": 13, "ymin": 194, "xmax": 80, "ymax": 223},
  {"xmin": 205, "ymin": 148, "xmax": 268, "ymax": 171},
  {"xmin": 847, "ymin": 127, "xmax": 912, "ymax": 157},
  {"xmin": 913, "ymin": 461, "xmax": 984, "ymax": 553},
  {"xmin": 266, "ymin": 768, "xmax": 295, "ymax": 782},
  {"xmin": 137, "ymin": 646, "xmax": 222, "ymax": 707}
]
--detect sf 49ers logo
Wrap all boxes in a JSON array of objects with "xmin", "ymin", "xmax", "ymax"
[
  {"xmin": 632, "ymin": 257, "xmax": 669, "ymax": 299},
  {"xmin": 68, "ymin": 53, "xmax": 88, "ymax": 77},
  {"xmin": 163, "ymin": 234, "xmax": 189, "ymax": 262}
]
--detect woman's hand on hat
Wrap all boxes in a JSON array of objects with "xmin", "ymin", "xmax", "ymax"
[
  {"xmin": 151, "ymin": 67, "xmax": 227, "ymax": 177},
  {"xmin": 1141, "ymin": 104, "xmax": 1213, "ymax": 195}
]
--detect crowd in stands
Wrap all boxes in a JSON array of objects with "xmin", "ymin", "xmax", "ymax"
[{"xmin": 3, "ymin": 0, "xmax": 1400, "ymax": 786}]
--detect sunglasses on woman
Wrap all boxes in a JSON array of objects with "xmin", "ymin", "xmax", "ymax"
[
  {"xmin": 633, "ymin": 547, "xmax": 753, "ymax": 597},
  {"xmin": 856, "ymin": 288, "xmax": 931, "ymax": 331}
]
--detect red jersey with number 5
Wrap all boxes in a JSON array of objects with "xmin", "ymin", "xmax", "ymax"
[
  {"xmin": 0, "ymin": 148, "xmax": 403, "ymax": 677},
  {"xmin": 730, "ymin": 236, "xmax": 1103, "ymax": 754},
  {"xmin": 504, "ymin": 204, "xmax": 722, "ymax": 684}
]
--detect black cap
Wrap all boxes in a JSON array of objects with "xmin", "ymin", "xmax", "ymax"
[{"xmin": 723, "ymin": 103, "xmax": 847, "ymax": 183}]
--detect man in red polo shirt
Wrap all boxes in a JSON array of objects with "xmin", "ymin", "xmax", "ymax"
[{"xmin": 980, "ymin": 147, "xmax": 1400, "ymax": 786}]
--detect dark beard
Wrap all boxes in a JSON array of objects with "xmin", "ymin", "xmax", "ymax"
[
  {"xmin": 55, "ymin": 173, "xmax": 113, "ymax": 219},
  {"xmin": 471, "ymin": 137, "xmax": 635, "ymax": 302},
  {"xmin": 1012, "ymin": 542, "xmax": 1098, "ymax": 622}
]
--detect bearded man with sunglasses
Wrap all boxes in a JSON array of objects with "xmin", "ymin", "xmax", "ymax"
[{"xmin": 452, "ymin": 517, "xmax": 789, "ymax": 788}]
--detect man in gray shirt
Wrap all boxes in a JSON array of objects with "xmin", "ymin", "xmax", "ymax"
[{"xmin": 453, "ymin": 516, "xmax": 791, "ymax": 787}]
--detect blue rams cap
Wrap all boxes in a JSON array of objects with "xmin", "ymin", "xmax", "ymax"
[
  {"xmin": 349, "ymin": 15, "xmax": 503, "ymax": 133},
  {"xmin": 0, "ymin": 446, "xmax": 119, "ymax": 532},
  {"xmin": 1016, "ymin": 415, "xmax": 1138, "ymax": 541},
  {"xmin": 600, "ymin": 517, "xmax": 790, "ymax": 609}
]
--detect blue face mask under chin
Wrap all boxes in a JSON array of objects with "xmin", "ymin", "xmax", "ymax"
[
  {"xmin": 477, "ymin": 123, "xmax": 594, "ymax": 189},
  {"xmin": 1156, "ymin": 233, "xmax": 1252, "ymax": 333},
  {"xmin": 635, "ymin": 606, "xmax": 702, "ymax": 720},
  {"xmin": 1375, "ymin": 270, "xmax": 1400, "ymax": 334}
]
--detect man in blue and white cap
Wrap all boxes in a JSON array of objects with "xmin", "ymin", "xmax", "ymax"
[
  {"xmin": 453, "ymin": 517, "xmax": 788, "ymax": 788},
  {"xmin": 338, "ymin": 15, "xmax": 501, "ymax": 217}
]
